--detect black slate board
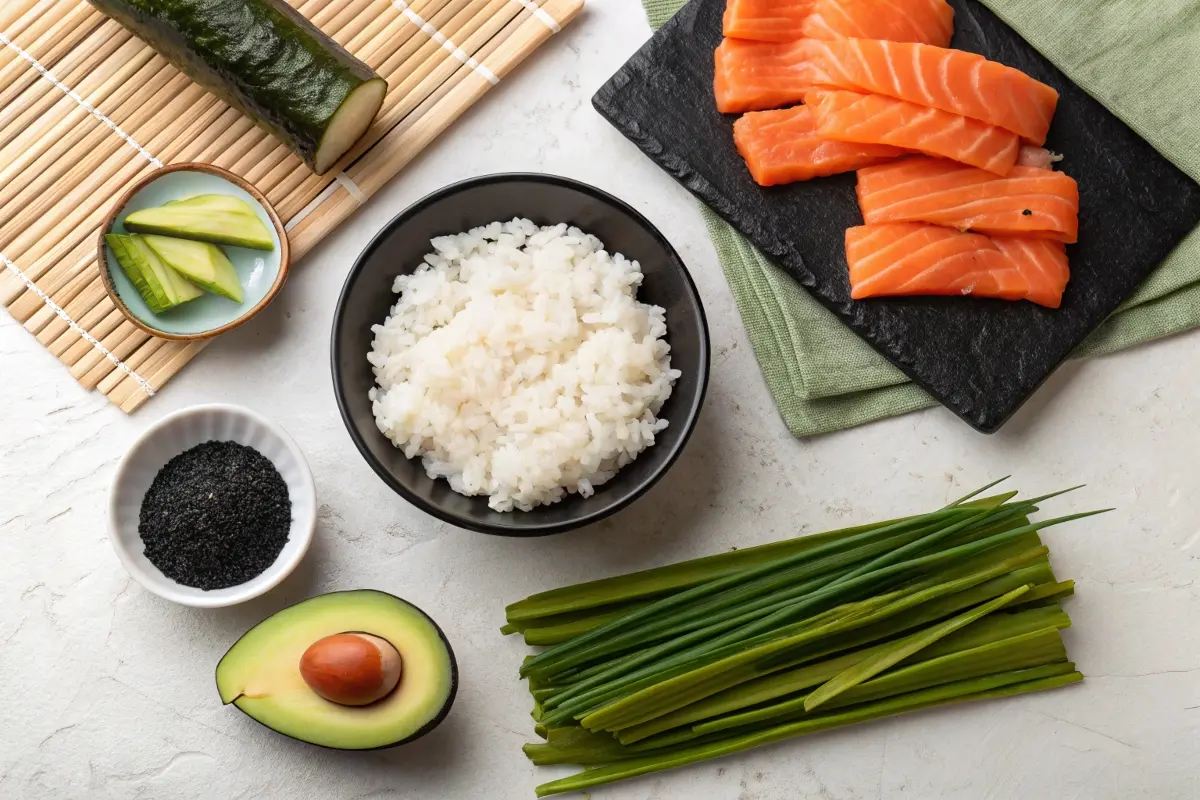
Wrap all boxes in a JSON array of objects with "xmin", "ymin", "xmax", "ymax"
[{"xmin": 593, "ymin": 0, "xmax": 1200, "ymax": 432}]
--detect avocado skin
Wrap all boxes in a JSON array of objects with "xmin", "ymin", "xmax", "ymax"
[{"xmin": 215, "ymin": 590, "xmax": 459, "ymax": 751}]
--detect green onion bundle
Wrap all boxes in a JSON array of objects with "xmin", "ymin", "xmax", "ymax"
[{"xmin": 501, "ymin": 481, "xmax": 1105, "ymax": 797}]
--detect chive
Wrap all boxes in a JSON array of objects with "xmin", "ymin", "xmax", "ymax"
[
  {"xmin": 661, "ymin": 625, "xmax": 1068, "ymax": 742},
  {"xmin": 803, "ymin": 585, "xmax": 1031, "ymax": 711},
  {"xmin": 506, "ymin": 495, "xmax": 1013, "ymax": 625},
  {"xmin": 576, "ymin": 547, "xmax": 1052, "ymax": 731},
  {"xmin": 521, "ymin": 506, "xmax": 988, "ymax": 678},
  {"xmin": 533, "ymin": 667, "xmax": 1083, "ymax": 796}
]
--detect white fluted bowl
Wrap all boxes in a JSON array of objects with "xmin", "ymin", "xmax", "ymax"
[{"xmin": 108, "ymin": 404, "xmax": 317, "ymax": 608}]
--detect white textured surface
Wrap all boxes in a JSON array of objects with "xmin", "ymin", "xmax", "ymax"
[{"xmin": 1, "ymin": 2, "xmax": 1198, "ymax": 797}]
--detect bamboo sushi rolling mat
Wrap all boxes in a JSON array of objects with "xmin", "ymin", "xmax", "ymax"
[{"xmin": 0, "ymin": 0, "xmax": 583, "ymax": 412}]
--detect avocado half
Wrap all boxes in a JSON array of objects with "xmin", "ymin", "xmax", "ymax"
[{"xmin": 216, "ymin": 590, "xmax": 457, "ymax": 750}]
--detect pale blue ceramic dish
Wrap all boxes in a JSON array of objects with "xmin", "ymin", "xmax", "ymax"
[{"xmin": 98, "ymin": 164, "xmax": 290, "ymax": 340}]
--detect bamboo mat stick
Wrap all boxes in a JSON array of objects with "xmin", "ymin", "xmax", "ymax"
[
  {"xmin": 105, "ymin": 339, "xmax": 181, "ymax": 401},
  {"xmin": 0, "ymin": 16, "xmax": 127, "ymax": 124},
  {"xmin": 119, "ymin": 342, "xmax": 206, "ymax": 413},
  {"xmin": 26, "ymin": 258, "xmax": 99, "ymax": 335},
  {"xmin": 15, "ymin": 249, "xmax": 93, "ymax": 330},
  {"xmin": 0, "ymin": 2, "xmax": 102, "ymax": 98},
  {"xmin": 47, "ymin": 295, "xmax": 113, "ymax": 355},
  {"xmin": 0, "ymin": 0, "xmax": 59, "ymax": 67},
  {"xmin": 0, "ymin": 49, "xmax": 159, "ymax": 204},
  {"xmin": 358, "ymin": 11, "xmax": 429, "ymax": 70},
  {"xmin": 73, "ymin": 323, "xmax": 146, "ymax": 386},
  {"xmin": 37, "ymin": 280, "xmax": 107, "ymax": 342},
  {"xmin": 0, "ymin": 23, "xmax": 130, "ymax": 148},
  {"xmin": 58, "ymin": 307, "xmax": 123, "ymax": 364},
  {"xmin": 11, "ymin": 256, "xmax": 91, "ymax": 327},
  {"xmin": 325, "ymin": 0, "xmax": 393, "ymax": 45},
  {"xmin": 346, "ymin": 4, "xmax": 400, "ymax": 55},
  {"xmin": 71, "ymin": 316, "xmax": 141, "ymax": 378},
  {"xmin": 0, "ymin": 0, "xmax": 50, "ymax": 35},
  {"xmin": 98, "ymin": 336, "xmax": 166, "ymax": 395}
]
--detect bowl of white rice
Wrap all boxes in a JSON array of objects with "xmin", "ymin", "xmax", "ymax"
[{"xmin": 331, "ymin": 175, "xmax": 709, "ymax": 535}]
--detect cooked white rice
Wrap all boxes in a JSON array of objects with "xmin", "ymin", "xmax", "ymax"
[{"xmin": 368, "ymin": 218, "xmax": 681, "ymax": 512}]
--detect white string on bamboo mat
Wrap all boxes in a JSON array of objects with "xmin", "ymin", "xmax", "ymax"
[
  {"xmin": 0, "ymin": 30, "xmax": 162, "ymax": 168},
  {"xmin": 511, "ymin": 0, "xmax": 562, "ymax": 32},
  {"xmin": 284, "ymin": 170, "xmax": 366, "ymax": 233},
  {"xmin": 0, "ymin": 252, "xmax": 156, "ymax": 396},
  {"xmin": 391, "ymin": 0, "xmax": 500, "ymax": 85}
]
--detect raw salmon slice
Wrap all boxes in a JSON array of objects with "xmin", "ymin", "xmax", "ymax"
[
  {"xmin": 856, "ymin": 156, "xmax": 1080, "ymax": 242},
  {"xmin": 715, "ymin": 38, "xmax": 822, "ymax": 113},
  {"xmin": 723, "ymin": 0, "xmax": 816, "ymax": 42},
  {"xmin": 734, "ymin": 105, "xmax": 910, "ymax": 186},
  {"xmin": 845, "ymin": 222, "xmax": 1069, "ymax": 307},
  {"xmin": 714, "ymin": 38, "xmax": 1058, "ymax": 144},
  {"xmin": 806, "ymin": 89, "xmax": 1019, "ymax": 175},
  {"xmin": 802, "ymin": 0, "xmax": 954, "ymax": 47}
]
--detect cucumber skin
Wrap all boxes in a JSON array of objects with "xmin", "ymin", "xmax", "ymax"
[{"xmin": 87, "ymin": 0, "xmax": 383, "ymax": 173}]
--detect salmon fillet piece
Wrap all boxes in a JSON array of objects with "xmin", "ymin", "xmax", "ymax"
[
  {"xmin": 723, "ymin": 0, "xmax": 816, "ymax": 42},
  {"xmin": 714, "ymin": 37, "xmax": 1058, "ymax": 144},
  {"xmin": 715, "ymin": 38, "xmax": 822, "ymax": 113},
  {"xmin": 802, "ymin": 0, "xmax": 954, "ymax": 47},
  {"xmin": 856, "ymin": 156, "xmax": 1080, "ymax": 242},
  {"xmin": 734, "ymin": 105, "xmax": 909, "ymax": 186},
  {"xmin": 845, "ymin": 222, "xmax": 1069, "ymax": 307},
  {"xmin": 806, "ymin": 89, "xmax": 1020, "ymax": 175}
]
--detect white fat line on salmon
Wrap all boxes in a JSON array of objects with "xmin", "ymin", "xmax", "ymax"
[
  {"xmin": 390, "ymin": 1, "xmax": 500, "ymax": 85},
  {"xmin": 0, "ymin": 251, "xmax": 156, "ymax": 397},
  {"xmin": 0, "ymin": 30, "xmax": 162, "ymax": 168},
  {"xmin": 510, "ymin": 0, "xmax": 562, "ymax": 32}
]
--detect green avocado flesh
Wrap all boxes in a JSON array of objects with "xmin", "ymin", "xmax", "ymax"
[
  {"xmin": 106, "ymin": 233, "xmax": 202, "ymax": 313},
  {"xmin": 142, "ymin": 234, "xmax": 244, "ymax": 303},
  {"xmin": 215, "ymin": 590, "xmax": 457, "ymax": 750},
  {"xmin": 125, "ymin": 194, "xmax": 276, "ymax": 251}
]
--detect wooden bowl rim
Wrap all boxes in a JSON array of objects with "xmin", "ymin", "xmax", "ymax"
[{"xmin": 95, "ymin": 162, "xmax": 292, "ymax": 342}]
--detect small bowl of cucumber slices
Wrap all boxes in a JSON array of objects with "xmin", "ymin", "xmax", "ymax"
[{"xmin": 98, "ymin": 163, "xmax": 290, "ymax": 340}]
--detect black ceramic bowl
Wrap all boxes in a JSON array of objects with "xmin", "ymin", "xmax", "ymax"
[{"xmin": 331, "ymin": 174, "xmax": 710, "ymax": 536}]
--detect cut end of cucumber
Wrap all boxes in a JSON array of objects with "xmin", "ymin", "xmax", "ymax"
[{"xmin": 313, "ymin": 78, "xmax": 387, "ymax": 175}]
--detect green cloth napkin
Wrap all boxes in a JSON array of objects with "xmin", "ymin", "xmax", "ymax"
[{"xmin": 642, "ymin": 0, "xmax": 1200, "ymax": 436}]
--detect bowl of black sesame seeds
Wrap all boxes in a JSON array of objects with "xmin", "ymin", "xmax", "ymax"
[{"xmin": 108, "ymin": 404, "xmax": 317, "ymax": 608}]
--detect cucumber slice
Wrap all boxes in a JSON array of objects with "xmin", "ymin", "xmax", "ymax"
[
  {"xmin": 125, "ymin": 194, "xmax": 275, "ymax": 251},
  {"xmin": 88, "ymin": 0, "xmax": 386, "ymax": 174},
  {"xmin": 106, "ymin": 233, "xmax": 172, "ymax": 313},
  {"xmin": 142, "ymin": 235, "xmax": 244, "ymax": 303},
  {"xmin": 129, "ymin": 235, "xmax": 205, "ymax": 308}
]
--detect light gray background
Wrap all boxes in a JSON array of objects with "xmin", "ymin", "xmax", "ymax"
[{"xmin": 2, "ymin": 2, "xmax": 1197, "ymax": 797}]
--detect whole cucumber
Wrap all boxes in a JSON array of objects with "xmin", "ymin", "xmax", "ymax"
[{"xmin": 88, "ymin": 0, "xmax": 387, "ymax": 174}]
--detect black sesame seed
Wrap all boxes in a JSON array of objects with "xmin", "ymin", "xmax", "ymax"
[
  {"xmin": 1022, "ymin": 209, "xmax": 1032, "ymax": 216},
  {"xmin": 138, "ymin": 441, "xmax": 291, "ymax": 591}
]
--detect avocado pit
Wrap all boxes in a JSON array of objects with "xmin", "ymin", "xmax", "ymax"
[{"xmin": 299, "ymin": 632, "xmax": 403, "ymax": 706}]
